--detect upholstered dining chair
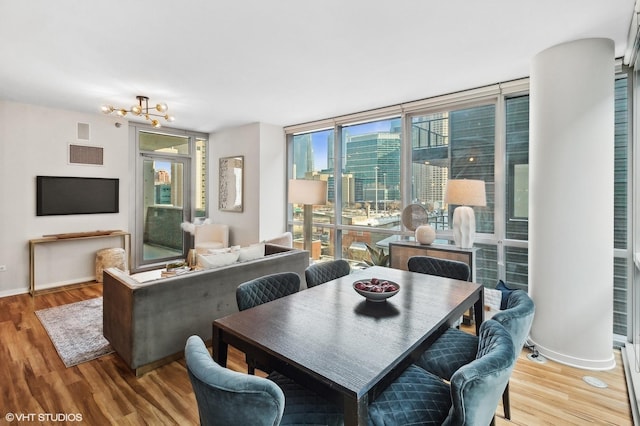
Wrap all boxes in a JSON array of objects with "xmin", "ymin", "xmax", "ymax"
[
  {"xmin": 185, "ymin": 335, "xmax": 343, "ymax": 426},
  {"xmin": 408, "ymin": 255, "xmax": 472, "ymax": 327},
  {"xmin": 235, "ymin": 272, "xmax": 301, "ymax": 373},
  {"xmin": 407, "ymin": 255, "xmax": 471, "ymax": 281},
  {"xmin": 414, "ymin": 289, "xmax": 535, "ymax": 421},
  {"xmin": 367, "ymin": 319, "xmax": 516, "ymax": 426},
  {"xmin": 304, "ymin": 259, "xmax": 351, "ymax": 288},
  {"xmin": 236, "ymin": 272, "xmax": 300, "ymax": 312}
]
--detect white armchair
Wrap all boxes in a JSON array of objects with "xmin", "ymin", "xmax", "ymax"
[{"xmin": 194, "ymin": 223, "xmax": 229, "ymax": 253}]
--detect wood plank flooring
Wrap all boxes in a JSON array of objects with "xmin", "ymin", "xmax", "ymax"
[{"xmin": 0, "ymin": 284, "xmax": 633, "ymax": 425}]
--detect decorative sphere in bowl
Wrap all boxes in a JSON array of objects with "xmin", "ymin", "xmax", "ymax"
[{"xmin": 353, "ymin": 278, "xmax": 400, "ymax": 302}]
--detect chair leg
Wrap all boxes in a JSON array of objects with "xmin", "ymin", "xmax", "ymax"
[
  {"xmin": 502, "ymin": 382, "xmax": 511, "ymax": 420},
  {"xmin": 490, "ymin": 415, "xmax": 496, "ymax": 426}
]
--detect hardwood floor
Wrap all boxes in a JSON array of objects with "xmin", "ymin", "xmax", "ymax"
[{"xmin": 1, "ymin": 284, "xmax": 633, "ymax": 425}]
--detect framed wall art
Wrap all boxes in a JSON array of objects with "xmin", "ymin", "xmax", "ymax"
[{"xmin": 219, "ymin": 156, "xmax": 244, "ymax": 212}]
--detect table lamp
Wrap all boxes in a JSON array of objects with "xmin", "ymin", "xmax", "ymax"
[
  {"xmin": 444, "ymin": 179, "xmax": 486, "ymax": 248},
  {"xmin": 288, "ymin": 179, "xmax": 327, "ymax": 253}
]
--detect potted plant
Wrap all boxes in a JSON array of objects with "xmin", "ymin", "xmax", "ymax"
[{"xmin": 364, "ymin": 243, "xmax": 389, "ymax": 267}]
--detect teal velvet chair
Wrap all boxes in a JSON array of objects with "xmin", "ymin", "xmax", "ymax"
[
  {"xmin": 304, "ymin": 259, "xmax": 351, "ymax": 288},
  {"xmin": 367, "ymin": 319, "xmax": 516, "ymax": 426},
  {"xmin": 407, "ymin": 255, "xmax": 471, "ymax": 281},
  {"xmin": 415, "ymin": 289, "xmax": 535, "ymax": 420},
  {"xmin": 185, "ymin": 335, "xmax": 343, "ymax": 426},
  {"xmin": 235, "ymin": 272, "xmax": 301, "ymax": 374},
  {"xmin": 185, "ymin": 335, "xmax": 284, "ymax": 426},
  {"xmin": 236, "ymin": 272, "xmax": 300, "ymax": 312}
]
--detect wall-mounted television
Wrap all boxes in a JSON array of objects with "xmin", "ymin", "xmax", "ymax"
[{"xmin": 36, "ymin": 176, "xmax": 119, "ymax": 216}]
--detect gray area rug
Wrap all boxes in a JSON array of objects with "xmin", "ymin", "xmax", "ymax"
[{"xmin": 35, "ymin": 297, "xmax": 113, "ymax": 367}]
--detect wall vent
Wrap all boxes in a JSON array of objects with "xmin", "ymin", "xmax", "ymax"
[
  {"xmin": 77, "ymin": 122, "xmax": 90, "ymax": 140},
  {"xmin": 69, "ymin": 144, "xmax": 103, "ymax": 165}
]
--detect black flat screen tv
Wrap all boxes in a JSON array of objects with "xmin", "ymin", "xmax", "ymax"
[{"xmin": 36, "ymin": 176, "xmax": 119, "ymax": 216}]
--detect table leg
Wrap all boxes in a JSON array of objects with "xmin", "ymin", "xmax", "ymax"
[
  {"xmin": 343, "ymin": 394, "xmax": 368, "ymax": 426},
  {"xmin": 212, "ymin": 324, "xmax": 228, "ymax": 367},
  {"xmin": 474, "ymin": 287, "xmax": 485, "ymax": 335}
]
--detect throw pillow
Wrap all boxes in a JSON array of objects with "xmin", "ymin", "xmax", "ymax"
[
  {"xmin": 238, "ymin": 243, "xmax": 265, "ymax": 262},
  {"xmin": 198, "ymin": 252, "xmax": 239, "ymax": 269},
  {"xmin": 495, "ymin": 280, "xmax": 515, "ymax": 310},
  {"xmin": 484, "ymin": 287, "xmax": 502, "ymax": 312}
]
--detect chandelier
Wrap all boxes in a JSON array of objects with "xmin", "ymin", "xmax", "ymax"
[{"xmin": 101, "ymin": 95, "xmax": 175, "ymax": 128}]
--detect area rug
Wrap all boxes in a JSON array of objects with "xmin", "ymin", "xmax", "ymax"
[{"xmin": 35, "ymin": 297, "xmax": 113, "ymax": 367}]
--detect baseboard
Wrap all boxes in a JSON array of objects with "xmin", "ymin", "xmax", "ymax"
[{"xmin": 0, "ymin": 287, "xmax": 30, "ymax": 298}]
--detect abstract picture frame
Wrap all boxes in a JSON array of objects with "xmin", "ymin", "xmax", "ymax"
[{"xmin": 219, "ymin": 155, "xmax": 244, "ymax": 212}]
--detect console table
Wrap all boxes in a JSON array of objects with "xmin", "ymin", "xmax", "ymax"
[
  {"xmin": 389, "ymin": 239, "xmax": 479, "ymax": 324},
  {"xmin": 29, "ymin": 230, "xmax": 130, "ymax": 295},
  {"xmin": 388, "ymin": 240, "xmax": 478, "ymax": 279}
]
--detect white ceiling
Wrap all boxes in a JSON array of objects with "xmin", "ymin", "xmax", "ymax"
[{"xmin": 0, "ymin": 1, "xmax": 635, "ymax": 134}]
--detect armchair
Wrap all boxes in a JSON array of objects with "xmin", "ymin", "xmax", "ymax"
[{"xmin": 194, "ymin": 223, "xmax": 229, "ymax": 253}]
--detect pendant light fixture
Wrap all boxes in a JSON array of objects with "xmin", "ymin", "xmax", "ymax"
[{"xmin": 101, "ymin": 95, "xmax": 174, "ymax": 128}]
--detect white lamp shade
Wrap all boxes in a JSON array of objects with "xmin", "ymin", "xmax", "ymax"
[
  {"xmin": 444, "ymin": 179, "xmax": 486, "ymax": 207},
  {"xmin": 288, "ymin": 179, "xmax": 327, "ymax": 205}
]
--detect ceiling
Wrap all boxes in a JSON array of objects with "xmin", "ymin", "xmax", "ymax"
[{"xmin": 0, "ymin": 1, "xmax": 635, "ymax": 134}]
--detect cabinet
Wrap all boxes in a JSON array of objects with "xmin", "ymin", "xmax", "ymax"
[
  {"xmin": 388, "ymin": 240, "xmax": 478, "ymax": 280},
  {"xmin": 389, "ymin": 239, "xmax": 479, "ymax": 324}
]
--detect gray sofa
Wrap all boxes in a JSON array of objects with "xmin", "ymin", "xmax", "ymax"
[{"xmin": 103, "ymin": 244, "xmax": 309, "ymax": 376}]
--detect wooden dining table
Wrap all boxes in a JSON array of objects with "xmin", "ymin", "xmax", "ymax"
[{"xmin": 212, "ymin": 265, "xmax": 484, "ymax": 426}]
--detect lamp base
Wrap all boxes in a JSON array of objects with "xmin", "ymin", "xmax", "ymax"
[
  {"xmin": 303, "ymin": 204, "xmax": 313, "ymax": 253},
  {"xmin": 452, "ymin": 206, "xmax": 475, "ymax": 248}
]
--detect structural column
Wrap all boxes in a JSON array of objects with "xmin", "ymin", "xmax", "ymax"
[{"xmin": 529, "ymin": 38, "xmax": 615, "ymax": 370}]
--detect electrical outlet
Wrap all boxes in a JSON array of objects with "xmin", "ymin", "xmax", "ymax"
[{"xmin": 0, "ymin": 265, "xmax": 6, "ymax": 272}]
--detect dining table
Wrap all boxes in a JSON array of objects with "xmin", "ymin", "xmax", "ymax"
[{"xmin": 212, "ymin": 265, "xmax": 484, "ymax": 426}]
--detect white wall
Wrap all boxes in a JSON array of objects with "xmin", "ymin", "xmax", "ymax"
[
  {"xmin": 0, "ymin": 99, "xmax": 285, "ymax": 296},
  {"xmin": 0, "ymin": 101, "xmax": 130, "ymax": 296},
  {"xmin": 258, "ymin": 123, "xmax": 287, "ymax": 240},
  {"xmin": 209, "ymin": 122, "xmax": 286, "ymax": 247}
]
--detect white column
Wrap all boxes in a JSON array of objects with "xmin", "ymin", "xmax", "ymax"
[{"xmin": 529, "ymin": 38, "xmax": 615, "ymax": 370}]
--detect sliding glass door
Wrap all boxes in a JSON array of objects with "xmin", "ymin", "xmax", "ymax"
[
  {"xmin": 131, "ymin": 127, "xmax": 208, "ymax": 271},
  {"xmin": 140, "ymin": 153, "xmax": 190, "ymax": 265}
]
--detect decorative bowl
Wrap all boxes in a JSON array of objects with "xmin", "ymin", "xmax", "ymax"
[{"xmin": 353, "ymin": 278, "xmax": 400, "ymax": 302}]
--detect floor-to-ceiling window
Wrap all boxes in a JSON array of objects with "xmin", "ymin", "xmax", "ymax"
[
  {"xmin": 614, "ymin": 74, "xmax": 630, "ymax": 339},
  {"xmin": 290, "ymin": 128, "xmax": 335, "ymax": 259},
  {"xmin": 409, "ymin": 102, "xmax": 498, "ymax": 286},
  {"xmin": 287, "ymin": 75, "xmax": 630, "ymax": 341},
  {"xmin": 503, "ymin": 95, "xmax": 530, "ymax": 290}
]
